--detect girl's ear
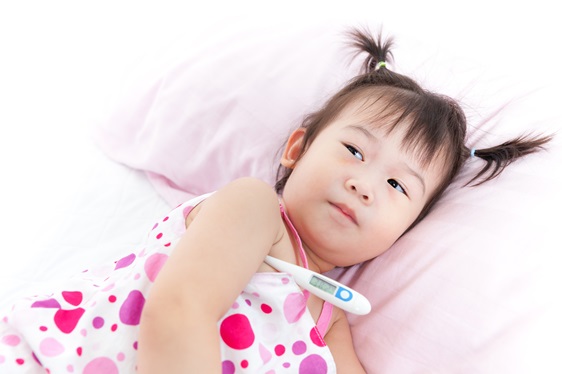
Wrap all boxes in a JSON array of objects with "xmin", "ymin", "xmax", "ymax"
[{"xmin": 281, "ymin": 127, "xmax": 306, "ymax": 169}]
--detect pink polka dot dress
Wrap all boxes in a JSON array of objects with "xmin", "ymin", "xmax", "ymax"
[{"xmin": 0, "ymin": 193, "xmax": 337, "ymax": 373}]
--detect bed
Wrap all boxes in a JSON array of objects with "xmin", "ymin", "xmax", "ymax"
[{"xmin": 1, "ymin": 2, "xmax": 561, "ymax": 373}]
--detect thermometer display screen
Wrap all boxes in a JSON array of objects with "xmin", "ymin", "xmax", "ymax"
[{"xmin": 310, "ymin": 275, "xmax": 337, "ymax": 295}]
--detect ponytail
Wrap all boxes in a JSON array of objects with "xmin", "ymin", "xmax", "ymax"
[{"xmin": 467, "ymin": 134, "xmax": 553, "ymax": 186}]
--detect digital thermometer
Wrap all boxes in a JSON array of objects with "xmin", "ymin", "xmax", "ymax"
[{"xmin": 264, "ymin": 255, "xmax": 371, "ymax": 315}]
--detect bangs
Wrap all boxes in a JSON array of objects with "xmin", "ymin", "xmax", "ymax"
[{"xmin": 352, "ymin": 87, "xmax": 465, "ymax": 169}]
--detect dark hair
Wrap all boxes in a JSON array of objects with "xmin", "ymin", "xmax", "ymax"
[{"xmin": 275, "ymin": 28, "xmax": 552, "ymax": 225}]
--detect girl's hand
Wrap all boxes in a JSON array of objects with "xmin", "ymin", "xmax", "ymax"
[{"xmin": 137, "ymin": 178, "xmax": 284, "ymax": 373}]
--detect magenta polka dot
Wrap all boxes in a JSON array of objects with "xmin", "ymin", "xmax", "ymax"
[
  {"xmin": 39, "ymin": 337, "xmax": 64, "ymax": 357},
  {"xmin": 92, "ymin": 317, "xmax": 104, "ymax": 329},
  {"xmin": 292, "ymin": 340, "xmax": 307, "ymax": 355},
  {"xmin": 111, "ymin": 324, "xmax": 118, "ymax": 332},
  {"xmin": 283, "ymin": 362, "xmax": 291, "ymax": 368},
  {"xmin": 53, "ymin": 308, "xmax": 85, "ymax": 334},
  {"xmin": 108, "ymin": 295, "xmax": 117, "ymax": 303},
  {"xmin": 152, "ymin": 223, "xmax": 158, "ymax": 230},
  {"xmin": 241, "ymin": 359, "xmax": 249, "ymax": 368},
  {"xmin": 245, "ymin": 299, "xmax": 252, "ymax": 306},
  {"xmin": 156, "ymin": 233, "xmax": 163, "ymax": 239},
  {"xmin": 219, "ymin": 314, "xmax": 255, "ymax": 349},
  {"xmin": 76, "ymin": 347, "xmax": 82, "ymax": 356},
  {"xmin": 309, "ymin": 327, "xmax": 326, "ymax": 347},
  {"xmin": 281, "ymin": 277, "xmax": 290, "ymax": 284},
  {"xmin": 116, "ymin": 352, "xmax": 125, "ymax": 361},
  {"xmin": 261, "ymin": 303, "xmax": 272, "ymax": 314},
  {"xmin": 275, "ymin": 344, "xmax": 286, "ymax": 356},
  {"xmin": 39, "ymin": 326, "xmax": 47, "ymax": 332},
  {"xmin": 222, "ymin": 360, "xmax": 235, "ymax": 374},
  {"xmin": 16, "ymin": 358, "xmax": 24, "ymax": 365},
  {"xmin": 133, "ymin": 341, "xmax": 138, "ymax": 350},
  {"xmin": 144, "ymin": 253, "xmax": 168, "ymax": 282},
  {"xmin": 299, "ymin": 354, "xmax": 328, "ymax": 374},
  {"xmin": 62, "ymin": 291, "xmax": 83, "ymax": 306},
  {"xmin": 83, "ymin": 357, "xmax": 118, "ymax": 374},
  {"xmin": 163, "ymin": 216, "xmax": 169, "ymax": 222},
  {"xmin": 119, "ymin": 290, "xmax": 145, "ymax": 326}
]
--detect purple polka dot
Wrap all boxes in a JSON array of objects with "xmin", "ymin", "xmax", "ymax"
[
  {"xmin": 31, "ymin": 298, "xmax": 61, "ymax": 309},
  {"xmin": 299, "ymin": 354, "xmax": 328, "ymax": 374},
  {"xmin": 115, "ymin": 253, "xmax": 136, "ymax": 270},
  {"xmin": 222, "ymin": 360, "xmax": 235, "ymax": 374},
  {"xmin": 119, "ymin": 290, "xmax": 145, "ymax": 326},
  {"xmin": 292, "ymin": 340, "xmax": 307, "ymax": 355},
  {"xmin": 92, "ymin": 317, "xmax": 104, "ymax": 329}
]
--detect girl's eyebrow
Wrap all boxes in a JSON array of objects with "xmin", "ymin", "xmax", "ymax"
[
  {"xmin": 348, "ymin": 124, "xmax": 377, "ymax": 142},
  {"xmin": 402, "ymin": 162, "xmax": 426, "ymax": 195},
  {"xmin": 348, "ymin": 125, "xmax": 427, "ymax": 195}
]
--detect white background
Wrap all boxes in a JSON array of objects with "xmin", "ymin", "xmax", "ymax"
[{"xmin": 0, "ymin": 0, "xmax": 560, "ymax": 297}]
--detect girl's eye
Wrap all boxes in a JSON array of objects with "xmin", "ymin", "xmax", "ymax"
[
  {"xmin": 388, "ymin": 179, "xmax": 406, "ymax": 195},
  {"xmin": 345, "ymin": 145, "xmax": 364, "ymax": 161}
]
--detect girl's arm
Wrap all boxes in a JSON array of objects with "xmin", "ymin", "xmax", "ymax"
[
  {"xmin": 324, "ymin": 309, "xmax": 367, "ymax": 373},
  {"xmin": 137, "ymin": 177, "xmax": 284, "ymax": 373}
]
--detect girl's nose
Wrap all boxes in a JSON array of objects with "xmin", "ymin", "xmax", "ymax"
[{"xmin": 345, "ymin": 179, "xmax": 373, "ymax": 204}]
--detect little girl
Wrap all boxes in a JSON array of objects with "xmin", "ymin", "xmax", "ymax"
[{"xmin": 0, "ymin": 29, "xmax": 551, "ymax": 373}]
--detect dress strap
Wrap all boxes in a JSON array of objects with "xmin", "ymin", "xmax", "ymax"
[
  {"xmin": 316, "ymin": 302, "xmax": 333, "ymax": 338},
  {"xmin": 279, "ymin": 203, "xmax": 308, "ymax": 269},
  {"xmin": 279, "ymin": 203, "xmax": 334, "ymax": 337}
]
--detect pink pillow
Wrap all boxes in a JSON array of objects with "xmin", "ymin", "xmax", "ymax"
[
  {"xmin": 95, "ymin": 22, "xmax": 562, "ymax": 373},
  {"xmin": 95, "ymin": 23, "xmax": 359, "ymax": 206}
]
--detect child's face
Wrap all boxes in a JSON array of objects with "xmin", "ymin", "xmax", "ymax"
[{"xmin": 281, "ymin": 101, "xmax": 446, "ymax": 269}]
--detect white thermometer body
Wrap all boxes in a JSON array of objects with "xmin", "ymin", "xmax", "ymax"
[{"xmin": 264, "ymin": 255, "xmax": 371, "ymax": 315}]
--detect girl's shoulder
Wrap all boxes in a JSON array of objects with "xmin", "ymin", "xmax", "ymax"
[{"xmin": 183, "ymin": 177, "xmax": 282, "ymax": 230}]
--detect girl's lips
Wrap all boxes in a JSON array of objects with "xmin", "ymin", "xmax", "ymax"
[{"xmin": 330, "ymin": 202, "xmax": 358, "ymax": 225}]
